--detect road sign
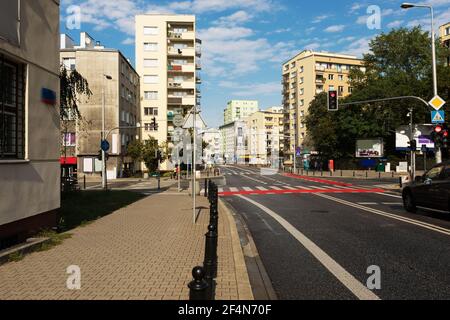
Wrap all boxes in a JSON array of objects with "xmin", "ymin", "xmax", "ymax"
[
  {"xmin": 173, "ymin": 114, "xmax": 184, "ymax": 127},
  {"xmin": 429, "ymin": 95, "xmax": 446, "ymax": 110},
  {"xmin": 431, "ymin": 110, "xmax": 445, "ymax": 124},
  {"xmin": 101, "ymin": 140, "xmax": 110, "ymax": 152},
  {"xmin": 421, "ymin": 144, "xmax": 427, "ymax": 153}
]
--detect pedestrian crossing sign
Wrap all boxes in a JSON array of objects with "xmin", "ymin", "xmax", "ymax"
[
  {"xmin": 431, "ymin": 110, "xmax": 445, "ymax": 124},
  {"xmin": 429, "ymin": 95, "xmax": 445, "ymax": 110}
]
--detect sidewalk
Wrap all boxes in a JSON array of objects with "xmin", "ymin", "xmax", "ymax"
[{"xmin": 0, "ymin": 186, "xmax": 253, "ymax": 300}]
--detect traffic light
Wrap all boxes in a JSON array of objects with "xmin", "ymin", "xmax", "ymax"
[
  {"xmin": 152, "ymin": 117, "xmax": 158, "ymax": 130},
  {"xmin": 431, "ymin": 125, "xmax": 444, "ymax": 148},
  {"xmin": 407, "ymin": 139, "xmax": 417, "ymax": 151},
  {"xmin": 328, "ymin": 90, "xmax": 338, "ymax": 111}
]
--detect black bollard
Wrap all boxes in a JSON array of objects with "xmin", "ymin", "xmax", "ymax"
[
  {"xmin": 203, "ymin": 224, "xmax": 218, "ymax": 298},
  {"xmin": 204, "ymin": 178, "xmax": 208, "ymax": 198},
  {"xmin": 188, "ymin": 266, "xmax": 209, "ymax": 300}
]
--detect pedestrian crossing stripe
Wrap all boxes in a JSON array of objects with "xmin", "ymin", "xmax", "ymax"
[{"xmin": 217, "ymin": 185, "xmax": 386, "ymax": 196}]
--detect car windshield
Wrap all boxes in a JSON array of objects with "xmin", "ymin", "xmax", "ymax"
[{"xmin": 424, "ymin": 166, "xmax": 443, "ymax": 180}]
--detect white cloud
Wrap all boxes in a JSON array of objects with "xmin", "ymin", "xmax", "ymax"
[
  {"xmin": 219, "ymin": 81, "xmax": 281, "ymax": 97},
  {"xmin": 312, "ymin": 14, "xmax": 332, "ymax": 23},
  {"xmin": 213, "ymin": 10, "xmax": 253, "ymax": 27},
  {"xmin": 121, "ymin": 37, "xmax": 134, "ymax": 45},
  {"xmin": 387, "ymin": 20, "xmax": 404, "ymax": 28},
  {"xmin": 325, "ymin": 25, "xmax": 345, "ymax": 33},
  {"xmin": 344, "ymin": 36, "xmax": 373, "ymax": 57}
]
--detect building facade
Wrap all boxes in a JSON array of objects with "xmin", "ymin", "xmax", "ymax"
[
  {"xmin": 0, "ymin": 0, "xmax": 60, "ymax": 246},
  {"xmin": 246, "ymin": 107, "xmax": 284, "ymax": 166},
  {"xmin": 202, "ymin": 128, "xmax": 222, "ymax": 165},
  {"xmin": 224, "ymin": 100, "xmax": 259, "ymax": 125},
  {"xmin": 135, "ymin": 14, "xmax": 201, "ymax": 170},
  {"xmin": 440, "ymin": 22, "xmax": 450, "ymax": 66},
  {"xmin": 219, "ymin": 121, "xmax": 247, "ymax": 165},
  {"xmin": 282, "ymin": 50, "xmax": 363, "ymax": 166},
  {"xmin": 60, "ymin": 32, "xmax": 140, "ymax": 180}
]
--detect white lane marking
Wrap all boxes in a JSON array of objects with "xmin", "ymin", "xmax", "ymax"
[
  {"xmin": 296, "ymin": 186, "xmax": 311, "ymax": 190},
  {"xmin": 86, "ymin": 184, "xmax": 102, "ymax": 190},
  {"xmin": 218, "ymin": 188, "xmax": 224, "ymax": 193},
  {"xmin": 357, "ymin": 202, "xmax": 378, "ymax": 205},
  {"xmin": 229, "ymin": 187, "xmax": 239, "ymax": 192},
  {"xmin": 309, "ymin": 186, "xmax": 326, "ymax": 190},
  {"xmin": 256, "ymin": 186, "xmax": 268, "ymax": 191},
  {"xmin": 281, "ymin": 186, "xmax": 294, "ymax": 189},
  {"xmin": 269, "ymin": 186, "xmax": 282, "ymax": 190},
  {"xmin": 382, "ymin": 202, "xmax": 402, "ymax": 205},
  {"xmin": 239, "ymin": 174, "xmax": 269, "ymax": 185},
  {"xmin": 237, "ymin": 195, "xmax": 380, "ymax": 301},
  {"xmin": 375, "ymin": 192, "xmax": 402, "ymax": 199},
  {"xmin": 315, "ymin": 193, "xmax": 450, "ymax": 236},
  {"xmin": 243, "ymin": 187, "xmax": 253, "ymax": 191}
]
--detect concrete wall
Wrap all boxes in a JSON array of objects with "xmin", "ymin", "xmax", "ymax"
[{"xmin": 0, "ymin": 0, "xmax": 60, "ymax": 237}]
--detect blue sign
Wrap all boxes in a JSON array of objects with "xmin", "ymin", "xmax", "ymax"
[
  {"xmin": 101, "ymin": 140, "xmax": 110, "ymax": 152},
  {"xmin": 41, "ymin": 88, "xmax": 56, "ymax": 105},
  {"xmin": 296, "ymin": 147, "xmax": 302, "ymax": 157},
  {"xmin": 431, "ymin": 110, "xmax": 445, "ymax": 124}
]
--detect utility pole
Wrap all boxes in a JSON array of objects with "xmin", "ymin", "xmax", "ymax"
[
  {"xmin": 192, "ymin": 105, "xmax": 197, "ymax": 224},
  {"xmin": 101, "ymin": 74, "xmax": 112, "ymax": 190},
  {"xmin": 409, "ymin": 108, "xmax": 416, "ymax": 180},
  {"xmin": 401, "ymin": 3, "xmax": 441, "ymax": 163}
]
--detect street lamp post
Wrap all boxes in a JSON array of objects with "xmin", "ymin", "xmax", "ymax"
[
  {"xmin": 401, "ymin": 2, "xmax": 442, "ymax": 163},
  {"xmin": 102, "ymin": 74, "xmax": 112, "ymax": 190}
]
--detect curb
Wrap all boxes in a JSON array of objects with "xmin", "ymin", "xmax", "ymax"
[
  {"xmin": 220, "ymin": 199, "xmax": 277, "ymax": 300},
  {"xmin": 0, "ymin": 237, "xmax": 50, "ymax": 266},
  {"xmin": 219, "ymin": 199, "xmax": 254, "ymax": 300}
]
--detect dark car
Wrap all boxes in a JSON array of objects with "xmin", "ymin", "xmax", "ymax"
[{"xmin": 402, "ymin": 161, "xmax": 450, "ymax": 214}]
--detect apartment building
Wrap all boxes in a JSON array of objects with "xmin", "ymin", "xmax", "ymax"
[
  {"xmin": 219, "ymin": 120, "xmax": 248, "ymax": 165},
  {"xmin": 246, "ymin": 107, "xmax": 284, "ymax": 166},
  {"xmin": 135, "ymin": 14, "xmax": 201, "ymax": 170},
  {"xmin": 60, "ymin": 32, "xmax": 140, "ymax": 180},
  {"xmin": 224, "ymin": 100, "xmax": 259, "ymax": 125},
  {"xmin": 282, "ymin": 50, "xmax": 363, "ymax": 166},
  {"xmin": 0, "ymin": 0, "xmax": 60, "ymax": 246},
  {"xmin": 440, "ymin": 22, "xmax": 450, "ymax": 66}
]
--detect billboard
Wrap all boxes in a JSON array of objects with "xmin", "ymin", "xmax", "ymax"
[
  {"xmin": 356, "ymin": 138, "xmax": 384, "ymax": 158},
  {"xmin": 396, "ymin": 125, "xmax": 435, "ymax": 151}
]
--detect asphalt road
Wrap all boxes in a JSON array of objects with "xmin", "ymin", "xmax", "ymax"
[{"xmin": 219, "ymin": 165, "xmax": 450, "ymax": 300}]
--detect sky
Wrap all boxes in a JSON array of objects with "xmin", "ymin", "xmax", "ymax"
[{"xmin": 60, "ymin": 0, "xmax": 450, "ymax": 128}]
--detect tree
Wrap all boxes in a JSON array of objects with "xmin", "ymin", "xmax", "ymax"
[
  {"xmin": 126, "ymin": 140, "xmax": 143, "ymax": 163},
  {"xmin": 305, "ymin": 27, "xmax": 450, "ymax": 160},
  {"xmin": 126, "ymin": 137, "xmax": 168, "ymax": 174},
  {"xmin": 60, "ymin": 66, "xmax": 92, "ymax": 120}
]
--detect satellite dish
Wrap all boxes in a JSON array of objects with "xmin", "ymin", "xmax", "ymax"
[{"xmin": 85, "ymin": 37, "xmax": 91, "ymax": 45}]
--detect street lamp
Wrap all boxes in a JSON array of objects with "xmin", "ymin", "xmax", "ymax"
[
  {"xmin": 401, "ymin": 2, "xmax": 442, "ymax": 163},
  {"xmin": 102, "ymin": 74, "xmax": 112, "ymax": 190}
]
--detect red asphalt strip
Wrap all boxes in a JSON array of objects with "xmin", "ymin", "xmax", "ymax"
[
  {"xmin": 219, "ymin": 188, "xmax": 386, "ymax": 197},
  {"xmin": 283, "ymin": 173, "xmax": 353, "ymax": 186}
]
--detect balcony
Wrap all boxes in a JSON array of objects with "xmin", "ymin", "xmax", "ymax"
[
  {"xmin": 168, "ymin": 95, "xmax": 195, "ymax": 106},
  {"xmin": 315, "ymin": 78, "xmax": 325, "ymax": 84},
  {"xmin": 167, "ymin": 31, "xmax": 195, "ymax": 41},
  {"xmin": 167, "ymin": 47, "xmax": 195, "ymax": 56},
  {"xmin": 168, "ymin": 80, "xmax": 195, "ymax": 89},
  {"xmin": 168, "ymin": 64, "xmax": 195, "ymax": 73}
]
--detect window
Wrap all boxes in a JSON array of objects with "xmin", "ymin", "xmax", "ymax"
[
  {"xmin": 0, "ymin": 57, "xmax": 25, "ymax": 159},
  {"xmin": 144, "ymin": 91, "xmax": 158, "ymax": 100},
  {"xmin": 62, "ymin": 57, "xmax": 76, "ymax": 70},
  {"xmin": 299, "ymin": 88, "xmax": 304, "ymax": 95},
  {"xmin": 349, "ymin": 87, "xmax": 353, "ymax": 93},
  {"xmin": 329, "ymin": 85, "xmax": 335, "ymax": 91},
  {"xmin": 328, "ymin": 74, "xmax": 334, "ymax": 80},
  {"xmin": 144, "ymin": 27, "xmax": 158, "ymax": 35},
  {"xmin": 144, "ymin": 59, "xmax": 158, "ymax": 68},
  {"xmin": 144, "ymin": 42, "xmax": 158, "ymax": 51},
  {"xmin": 338, "ymin": 86, "xmax": 344, "ymax": 93},
  {"xmin": 144, "ymin": 107, "xmax": 158, "ymax": 116},
  {"xmin": 338, "ymin": 75, "xmax": 344, "ymax": 81},
  {"xmin": 299, "ymin": 66, "xmax": 304, "ymax": 73},
  {"xmin": 144, "ymin": 122, "xmax": 158, "ymax": 131},
  {"xmin": 62, "ymin": 133, "xmax": 76, "ymax": 146},
  {"xmin": 446, "ymin": 27, "xmax": 450, "ymax": 35},
  {"xmin": 425, "ymin": 166, "xmax": 443, "ymax": 181},
  {"xmin": 144, "ymin": 75, "xmax": 159, "ymax": 84},
  {"xmin": 173, "ymin": 27, "xmax": 188, "ymax": 33}
]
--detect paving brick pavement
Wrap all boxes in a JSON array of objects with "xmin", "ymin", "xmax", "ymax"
[{"xmin": 0, "ymin": 187, "xmax": 253, "ymax": 300}]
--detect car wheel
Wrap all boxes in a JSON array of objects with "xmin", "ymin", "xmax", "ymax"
[{"xmin": 403, "ymin": 190, "xmax": 417, "ymax": 213}]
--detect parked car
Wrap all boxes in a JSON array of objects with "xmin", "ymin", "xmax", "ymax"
[{"xmin": 402, "ymin": 161, "xmax": 450, "ymax": 213}]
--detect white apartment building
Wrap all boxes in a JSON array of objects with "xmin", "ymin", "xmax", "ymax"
[
  {"xmin": 223, "ymin": 100, "xmax": 259, "ymax": 125},
  {"xmin": 219, "ymin": 121, "xmax": 248, "ymax": 165},
  {"xmin": 0, "ymin": 0, "xmax": 60, "ymax": 246},
  {"xmin": 135, "ymin": 14, "xmax": 201, "ymax": 170},
  {"xmin": 246, "ymin": 107, "xmax": 284, "ymax": 166},
  {"xmin": 202, "ymin": 128, "xmax": 222, "ymax": 165}
]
